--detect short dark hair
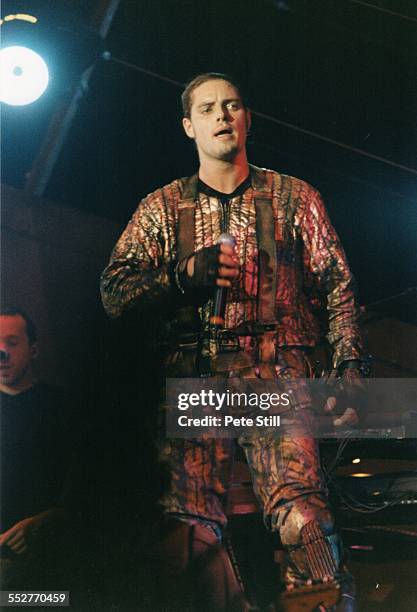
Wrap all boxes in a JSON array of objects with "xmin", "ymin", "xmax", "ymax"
[
  {"xmin": 181, "ymin": 72, "xmax": 247, "ymax": 118},
  {"xmin": 0, "ymin": 308, "xmax": 37, "ymax": 344}
]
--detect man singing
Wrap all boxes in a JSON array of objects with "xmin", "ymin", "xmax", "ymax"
[{"xmin": 101, "ymin": 73, "xmax": 366, "ymax": 610}]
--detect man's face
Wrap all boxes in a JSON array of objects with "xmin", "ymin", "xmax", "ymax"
[
  {"xmin": 182, "ymin": 79, "xmax": 251, "ymax": 164},
  {"xmin": 0, "ymin": 315, "xmax": 36, "ymax": 392}
]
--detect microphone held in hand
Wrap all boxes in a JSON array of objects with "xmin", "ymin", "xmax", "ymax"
[{"xmin": 210, "ymin": 233, "xmax": 236, "ymax": 329}]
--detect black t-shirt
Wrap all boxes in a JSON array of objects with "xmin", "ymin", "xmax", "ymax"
[{"xmin": 0, "ymin": 383, "xmax": 70, "ymax": 531}]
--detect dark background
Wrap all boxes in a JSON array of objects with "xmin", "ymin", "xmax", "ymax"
[{"xmin": 2, "ymin": 0, "xmax": 417, "ymax": 307}]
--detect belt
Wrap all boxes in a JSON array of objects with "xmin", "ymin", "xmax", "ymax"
[
  {"xmin": 173, "ymin": 329, "xmax": 241, "ymax": 353},
  {"xmin": 173, "ymin": 322, "xmax": 279, "ymax": 348}
]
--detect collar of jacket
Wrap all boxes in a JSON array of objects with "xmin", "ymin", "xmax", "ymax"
[{"xmin": 180, "ymin": 164, "xmax": 271, "ymax": 201}]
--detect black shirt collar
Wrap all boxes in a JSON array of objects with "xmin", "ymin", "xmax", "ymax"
[{"xmin": 198, "ymin": 175, "xmax": 251, "ymax": 201}]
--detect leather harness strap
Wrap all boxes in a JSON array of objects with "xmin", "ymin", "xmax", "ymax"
[
  {"xmin": 177, "ymin": 173, "xmax": 198, "ymax": 261},
  {"xmin": 254, "ymin": 193, "xmax": 277, "ymax": 326},
  {"xmin": 175, "ymin": 174, "xmax": 201, "ymax": 337},
  {"xmin": 254, "ymin": 191, "xmax": 278, "ymax": 378}
]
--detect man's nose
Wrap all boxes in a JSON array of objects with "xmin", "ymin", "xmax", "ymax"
[
  {"xmin": 216, "ymin": 105, "xmax": 229, "ymax": 121},
  {"xmin": 0, "ymin": 349, "xmax": 10, "ymax": 362}
]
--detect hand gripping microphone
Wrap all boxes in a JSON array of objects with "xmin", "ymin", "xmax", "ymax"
[{"xmin": 209, "ymin": 233, "xmax": 236, "ymax": 329}]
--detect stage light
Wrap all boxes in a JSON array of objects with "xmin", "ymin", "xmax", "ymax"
[
  {"xmin": 0, "ymin": 45, "xmax": 49, "ymax": 105},
  {"xmin": 352, "ymin": 457, "xmax": 361, "ymax": 464}
]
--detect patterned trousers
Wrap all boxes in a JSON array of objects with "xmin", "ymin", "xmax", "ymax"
[{"xmin": 158, "ymin": 348, "xmax": 337, "ymax": 590}]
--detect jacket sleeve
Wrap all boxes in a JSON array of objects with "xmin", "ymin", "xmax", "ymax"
[
  {"xmin": 100, "ymin": 195, "xmax": 177, "ymax": 319},
  {"xmin": 298, "ymin": 188, "xmax": 366, "ymax": 368}
]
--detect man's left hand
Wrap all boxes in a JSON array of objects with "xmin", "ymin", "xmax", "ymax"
[{"xmin": 323, "ymin": 367, "xmax": 366, "ymax": 428}]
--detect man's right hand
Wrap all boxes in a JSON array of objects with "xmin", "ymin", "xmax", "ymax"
[{"xmin": 178, "ymin": 243, "xmax": 240, "ymax": 291}]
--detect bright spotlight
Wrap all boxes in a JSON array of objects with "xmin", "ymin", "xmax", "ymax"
[{"xmin": 0, "ymin": 45, "xmax": 49, "ymax": 106}]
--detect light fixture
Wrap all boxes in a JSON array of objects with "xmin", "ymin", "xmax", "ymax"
[{"xmin": 0, "ymin": 45, "xmax": 49, "ymax": 105}]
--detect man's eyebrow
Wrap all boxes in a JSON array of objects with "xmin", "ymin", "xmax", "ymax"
[
  {"xmin": 197, "ymin": 97, "xmax": 241, "ymax": 108},
  {"xmin": 197, "ymin": 100, "xmax": 215, "ymax": 108}
]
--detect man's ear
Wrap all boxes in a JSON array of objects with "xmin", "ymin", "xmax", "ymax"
[
  {"xmin": 30, "ymin": 343, "xmax": 38, "ymax": 360},
  {"xmin": 182, "ymin": 117, "xmax": 195, "ymax": 139}
]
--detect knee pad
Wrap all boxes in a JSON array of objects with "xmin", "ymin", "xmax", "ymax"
[
  {"xmin": 287, "ymin": 520, "xmax": 342, "ymax": 583},
  {"xmin": 277, "ymin": 499, "xmax": 341, "ymax": 584}
]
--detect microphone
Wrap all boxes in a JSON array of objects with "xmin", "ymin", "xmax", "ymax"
[{"xmin": 210, "ymin": 233, "xmax": 236, "ymax": 329}]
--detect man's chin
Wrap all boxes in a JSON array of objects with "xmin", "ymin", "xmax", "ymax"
[
  {"xmin": 0, "ymin": 373, "xmax": 18, "ymax": 388},
  {"xmin": 216, "ymin": 147, "xmax": 239, "ymax": 162}
]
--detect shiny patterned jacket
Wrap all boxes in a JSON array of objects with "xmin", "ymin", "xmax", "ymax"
[{"xmin": 100, "ymin": 165, "xmax": 365, "ymax": 368}]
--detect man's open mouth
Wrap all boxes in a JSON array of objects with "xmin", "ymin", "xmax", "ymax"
[{"xmin": 215, "ymin": 128, "xmax": 233, "ymax": 137}]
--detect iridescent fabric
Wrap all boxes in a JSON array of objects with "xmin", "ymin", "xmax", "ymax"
[
  {"xmin": 157, "ymin": 348, "xmax": 329, "ymax": 533},
  {"xmin": 101, "ymin": 166, "xmax": 364, "ymax": 368}
]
